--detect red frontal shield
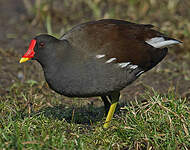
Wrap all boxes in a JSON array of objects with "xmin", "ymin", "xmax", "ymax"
[{"xmin": 22, "ymin": 39, "xmax": 36, "ymax": 58}]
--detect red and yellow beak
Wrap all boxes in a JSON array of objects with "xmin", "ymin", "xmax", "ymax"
[{"xmin": 19, "ymin": 39, "xmax": 36, "ymax": 63}]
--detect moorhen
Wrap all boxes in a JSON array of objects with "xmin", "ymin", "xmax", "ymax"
[{"xmin": 19, "ymin": 19, "xmax": 181, "ymax": 128}]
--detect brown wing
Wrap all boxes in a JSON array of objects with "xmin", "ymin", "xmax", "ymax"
[{"xmin": 61, "ymin": 19, "xmax": 168, "ymax": 71}]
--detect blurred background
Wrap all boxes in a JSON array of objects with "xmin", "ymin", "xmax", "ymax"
[{"xmin": 0, "ymin": 0, "xmax": 190, "ymax": 101}]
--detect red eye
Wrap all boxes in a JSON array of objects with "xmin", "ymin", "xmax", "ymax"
[{"xmin": 39, "ymin": 42, "xmax": 45, "ymax": 47}]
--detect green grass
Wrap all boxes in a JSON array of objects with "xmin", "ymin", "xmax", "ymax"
[{"xmin": 0, "ymin": 81, "xmax": 190, "ymax": 149}]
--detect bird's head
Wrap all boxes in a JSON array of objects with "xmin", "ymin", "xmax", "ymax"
[{"xmin": 19, "ymin": 34, "xmax": 58, "ymax": 64}]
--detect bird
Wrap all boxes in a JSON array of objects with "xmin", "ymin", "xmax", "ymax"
[{"xmin": 19, "ymin": 19, "xmax": 181, "ymax": 128}]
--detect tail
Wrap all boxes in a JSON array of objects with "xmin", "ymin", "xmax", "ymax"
[{"xmin": 145, "ymin": 37, "xmax": 182, "ymax": 48}]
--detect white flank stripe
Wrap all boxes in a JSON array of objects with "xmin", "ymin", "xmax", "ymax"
[
  {"xmin": 145, "ymin": 37, "xmax": 180, "ymax": 48},
  {"xmin": 129, "ymin": 65, "xmax": 138, "ymax": 69},
  {"xmin": 96, "ymin": 54, "xmax": 105, "ymax": 59},
  {"xmin": 136, "ymin": 71, "xmax": 144, "ymax": 76},
  {"xmin": 118, "ymin": 62, "xmax": 131, "ymax": 68},
  {"xmin": 106, "ymin": 58, "xmax": 117, "ymax": 63}
]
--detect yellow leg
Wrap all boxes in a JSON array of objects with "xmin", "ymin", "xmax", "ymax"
[{"xmin": 103, "ymin": 102, "xmax": 118, "ymax": 128}]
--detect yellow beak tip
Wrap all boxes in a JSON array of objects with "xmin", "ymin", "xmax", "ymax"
[{"xmin": 19, "ymin": 58, "xmax": 30, "ymax": 63}]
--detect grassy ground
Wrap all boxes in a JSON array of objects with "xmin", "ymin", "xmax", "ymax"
[
  {"xmin": 1, "ymin": 83, "xmax": 190, "ymax": 149},
  {"xmin": 0, "ymin": 0, "xmax": 190, "ymax": 149}
]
